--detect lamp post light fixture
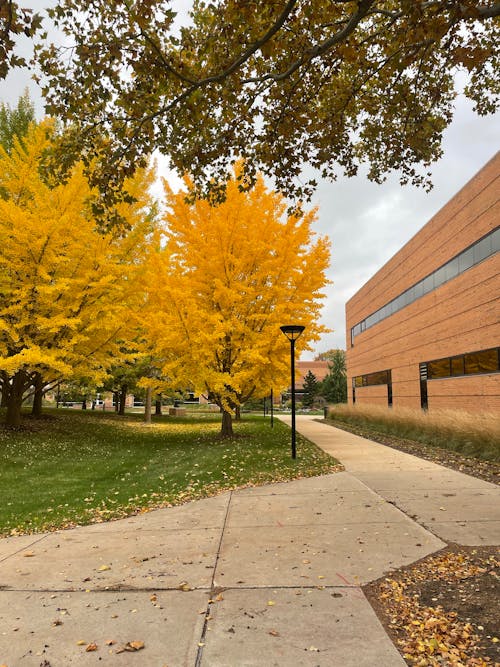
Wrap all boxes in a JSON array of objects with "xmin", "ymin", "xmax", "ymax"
[{"xmin": 280, "ymin": 325, "xmax": 305, "ymax": 459}]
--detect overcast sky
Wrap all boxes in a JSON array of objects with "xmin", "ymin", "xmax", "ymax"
[{"xmin": 1, "ymin": 3, "xmax": 498, "ymax": 359}]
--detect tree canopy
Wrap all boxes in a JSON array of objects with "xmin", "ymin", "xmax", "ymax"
[
  {"xmin": 143, "ymin": 164, "xmax": 330, "ymax": 435},
  {"xmin": 36, "ymin": 0, "xmax": 500, "ymax": 207},
  {"xmin": 0, "ymin": 120, "xmax": 157, "ymax": 426}
]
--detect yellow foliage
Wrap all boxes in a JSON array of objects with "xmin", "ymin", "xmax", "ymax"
[
  {"xmin": 0, "ymin": 121, "xmax": 156, "ymax": 386},
  {"xmin": 143, "ymin": 164, "xmax": 330, "ymax": 414}
]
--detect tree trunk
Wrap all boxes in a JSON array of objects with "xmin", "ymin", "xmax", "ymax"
[
  {"xmin": 113, "ymin": 391, "xmax": 119, "ymax": 412},
  {"xmin": 235, "ymin": 405, "xmax": 241, "ymax": 421},
  {"xmin": 155, "ymin": 397, "xmax": 162, "ymax": 415},
  {"xmin": 5, "ymin": 370, "xmax": 27, "ymax": 428},
  {"xmin": 31, "ymin": 372, "xmax": 44, "ymax": 418},
  {"xmin": 119, "ymin": 384, "xmax": 127, "ymax": 415},
  {"xmin": 144, "ymin": 386, "xmax": 152, "ymax": 423},
  {"xmin": 220, "ymin": 409, "xmax": 233, "ymax": 437},
  {"xmin": 82, "ymin": 398, "xmax": 87, "ymax": 409},
  {"xmin": 0, "ymin": 371, "xmax": 9, "ymax": 408}
]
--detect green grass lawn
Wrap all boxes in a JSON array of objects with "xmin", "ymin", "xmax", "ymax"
[{"xmin": 0, "ymin": 409, "xmax": 340, "ymax": 537}]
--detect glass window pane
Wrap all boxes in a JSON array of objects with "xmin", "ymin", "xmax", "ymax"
[
  {"xmin": 473, "ymin": 236, "xmax": 491, "ymax": 264},
  {"xmin": 445, "ymin": 257, "xmax": 459, "ymax": 281},
  {"xmin": 365, "ymin": 370, "xmax": 389, "ymax": 386},
  {"xmin": 459, "ymin": 246, "xmax": 474, "ymax": 272},
  {"xmin": 422, "ymin": 274, "xmax": 434, "ymax": 294},
  {"xmin": 465, "ymin": 349, "xmax": 499, "ymax": 374},
  {"xmin": 451, "ymin": 356, "xmax": 464, "ymax": 376},
  {"xmin": 428, "ymin": 358, "xmax": 451, "ymax": 379},
  {"xmin": 393, "ymin": 294, "xmax": 404, "ymax": 312},
  {"xmin": 433, "ymin": 265, "xmax": 446, "ymax": 288},
  {"xmin": 365, "ymin": 313, "xmax": 376, "ymax": 328},
  {"xmin": 491, "ymin": 227, "xmax": 500, "ymax": 253},
  {"xmin": 414, "ymin": 281, "xmax": 424, "ymax": 299}
]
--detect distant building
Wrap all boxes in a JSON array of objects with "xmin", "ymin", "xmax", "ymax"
[
  {"xmin": 281, "ymin": 360, "xmax": 329, "ymax": 402},
  {"xmin": 345, "ymin": 153, "xmax": 499, "ymax": 412}
]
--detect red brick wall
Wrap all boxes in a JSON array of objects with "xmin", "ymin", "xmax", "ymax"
[{"xmin": 345, "ymin": 152, "xmax": 500, "ymax": 412}]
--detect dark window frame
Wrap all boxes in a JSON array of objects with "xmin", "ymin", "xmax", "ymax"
[{"xmin": 425, "ymin": 347, "xmax": 500, "ymax": 381}]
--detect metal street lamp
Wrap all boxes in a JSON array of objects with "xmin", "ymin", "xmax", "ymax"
[{"xmin": 280, "ymin": 325, "xmax": 305, "ymax": 458}]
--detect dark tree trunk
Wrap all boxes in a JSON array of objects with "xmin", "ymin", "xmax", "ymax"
[
  {"xmin": 155, "ymin": 397, "xmax": 162, "ymax": 415},
  {"xmin": 31, "ymin": 372, "xmax": 44, "ymax": 418},
  {"xmin": 0, "ymin": 371, "xmax": 9, "ymax": 408},
  {"xmin": 144, "ymin": 386, "xmax": 152, "ymax": 423},
  {"xmin": 220, "ymin": 409, "xmax": 233, "ymax": 437},
  {"xmin": 119, "ymin": 384, "xmax": 127, "ymax": 416},
  {"xmin": 113, "ymin": 391, "xmax": 119, "ymax": 412},
  {"xmin": 235, "ymin": 405, "xmax": 242, "ymax": 421},
  {"xmin": 82, "ymin": 399, "xmax": 87, "ymax": 409},
  {"xmin": 5, "ymin": 370, "xmax": 27, "ymax": 428}
]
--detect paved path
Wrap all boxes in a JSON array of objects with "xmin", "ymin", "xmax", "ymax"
[{"xmin": 0, "ymin": 417, "xmax": 498, "ymax": 666}]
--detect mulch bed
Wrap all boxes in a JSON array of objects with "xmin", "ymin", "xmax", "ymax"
[{"xmin": 364, "ymin": 545, "xmax": 499, "ymax": 666}]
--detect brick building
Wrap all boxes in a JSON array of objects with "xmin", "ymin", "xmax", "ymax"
[{"xmin": 345, "ymin": 153, "xmax": 500, "ymax": 412}]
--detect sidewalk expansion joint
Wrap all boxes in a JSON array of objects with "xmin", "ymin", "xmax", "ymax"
[
  {"xmin": 0, "ymin": 533, "xmax": 50, "ymax": 563},
  {"xmin": 195, "ymin": 489, "xmax": 234, "ymax": 667}
]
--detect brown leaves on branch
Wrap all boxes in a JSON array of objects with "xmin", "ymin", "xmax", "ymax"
[
  {"xmin": 29, "ymin": 0, "xmax": 499, "ymax": 219},
  {"xmin": 0, "ymin": 1, "xmax": 42, "ymax": 78}
]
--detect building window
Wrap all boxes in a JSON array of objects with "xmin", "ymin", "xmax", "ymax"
[
  {"xmin": 425, "ymin": 347, "xmax": 500, "ymax": 380},
  {"xmin": 351, "ymin": 226, "xmax": 500, "ymax": 344},
  {"xmin": 354, "ymin": 369, "xmax": 390, "ymax": 386},
  {"xmin": 352, "ymin": 369, "xmax": 392, "ymax": 406}
]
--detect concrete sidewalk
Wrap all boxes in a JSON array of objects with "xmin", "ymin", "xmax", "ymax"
[{"xmin": 1, "ymin": 417, "xmax": 498, "ymax": 666}]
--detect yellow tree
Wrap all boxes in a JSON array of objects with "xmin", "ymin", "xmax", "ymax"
[
  {"xmin": 0, "ymin": 121, "xmax": 156, "ymax": 427},
  {"xmin": 144, "ymin": 166, "xmax": 330, "ymax": 437}
]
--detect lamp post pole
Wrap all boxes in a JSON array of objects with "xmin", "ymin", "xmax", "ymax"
[
  {"xmin": 290, "ymin": 337, "xmax": 298, "ymax": 458},
  {"xmin": 280, "ymin": 325, "xmax": 305, "ymax": 459},
  {"xmin": 270, "ymin": 387, "xmax": 274, "ymax": 428}
]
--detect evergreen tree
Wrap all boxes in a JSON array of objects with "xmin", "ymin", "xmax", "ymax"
[
  {"xmin": 320, "ymin": 350, "xmax": 348, "ymax": 404},
  {"xmin": 302, "ymin": 370, "xmax": 319, "ymax": 408}
]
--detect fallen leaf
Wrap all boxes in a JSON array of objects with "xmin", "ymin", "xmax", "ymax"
[
  {"xmin": 269, "ymin": 629, "xmax": 280, "ymax": 637},
  {"xmin": 177, "ymin": 581, "xmax": 192, "ymax": 591},
  {"xmin": 128, "ymin": 641, "xmax": 145, "ymax": 650},
  {"xmin": 267, "ymin": 600, "xmax": 275, "ymax": 606},
  {"xmin": 98, "ymin": 565, "xmax": 111, "ymax": 571},
  {"xmin": 215, "ymin": 593, "xmax": 224, "ymax": 602},
  {"xmin": 116, "ymin": 640, "xmax": 145, "ymax": 653},
  {"xmin": 85, "ymin": 643, "xmax": 98, "ymax": 652},
  {"xmin": 23, "ymin": 552, "xmax": 35, "ymax": 557},
  {"xmin": 76, "ymin": 640, "xmax": 86, "ymax": 646}
]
